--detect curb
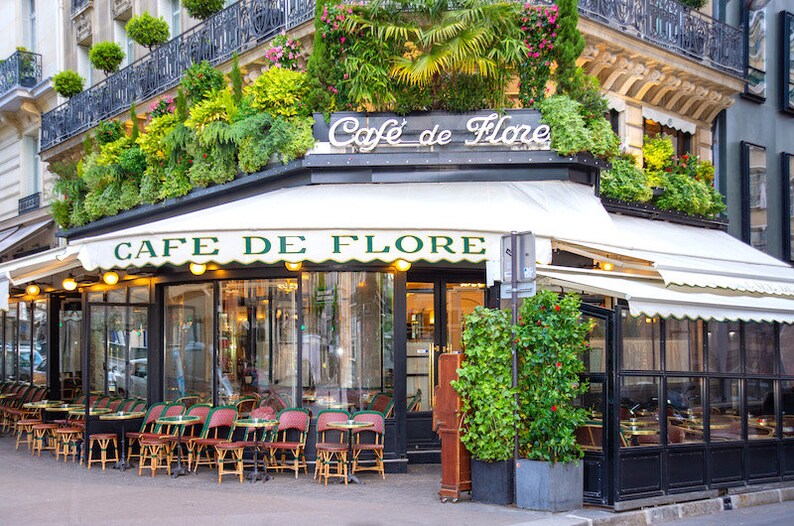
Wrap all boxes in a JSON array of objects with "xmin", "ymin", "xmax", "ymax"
[{"xmin": 532, "ymin": 486, "xmax": 794, "ymax": 526}]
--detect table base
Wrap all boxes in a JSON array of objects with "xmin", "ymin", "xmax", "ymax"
[
  {"xmin": 245, "ymin": 469, "xmax": 271, "ymax": 483},
  {"xmin": 112, "ymin": 458, "xmax": 134, "ymax": 471},
  {"xmin": 171, "ymin": 463, "xmax": 190, "ymax": 478},
  {"xmin": 340, "ymin": 473, "xmax": 365, "ymax": 485}
]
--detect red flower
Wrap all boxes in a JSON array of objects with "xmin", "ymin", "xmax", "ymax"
[
  {"xmin": 202, "ymin": 153, "xmax": 207, "ymax": 159},
  {"xmin": 554, "ymin": 305, "xmax": 560, "ymax": 312},
  {"xmin": 556, "ymin": 361, "xmax": 562, "ymax": 368},
  {"xmin": 536, "ymin": 320, "xmax": 542, "ymax": 326},
  {"xmin": 551, "ymin": 405, "xmax": 557, "ymax": 412}
]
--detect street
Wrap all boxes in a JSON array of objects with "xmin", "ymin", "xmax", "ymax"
[{"xmin": 659, "ymin": 499, "xmax": 794, "ymax": 526}]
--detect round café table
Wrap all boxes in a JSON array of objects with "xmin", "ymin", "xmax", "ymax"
[
  {"xmin": 23, "ymin": 400, "xmax": 62, "ymax": 409},
  {"xmin": 99, "ymin": 411, "xmax": 145, "ymax": 471},
  {"xmin": 327, "ymin": 420, "xmax": 373, "ymax": 484},
  {"xmin": 156, "ymin": 415, "xmax": 200, "ymax": 478},
  {"xmin": 234, "ymin": 418, "xmax": 278, "ymax": 483}
]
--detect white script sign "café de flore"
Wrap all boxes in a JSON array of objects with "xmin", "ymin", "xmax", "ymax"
[{"xmin": 315, "ymin": 109, "xmax": 552, "ymax": 153}]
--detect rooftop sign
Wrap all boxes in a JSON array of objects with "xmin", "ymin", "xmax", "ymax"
[{"xmin": 314, "ymin": 109, "xmax": 551, "ymax": 153}]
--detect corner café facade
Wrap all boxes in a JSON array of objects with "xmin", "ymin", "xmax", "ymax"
[{"xmin": 3, "ymin": 109, "xmax": 794, "ymax": 507}]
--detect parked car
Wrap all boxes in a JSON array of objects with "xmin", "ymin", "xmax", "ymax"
[{"xmin": 109, "ymin": 358, "xmax": 148, "ymax": 398}]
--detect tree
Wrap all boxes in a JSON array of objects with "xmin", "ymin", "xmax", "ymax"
[
  {"xmin": 183, "ymin": 0, "xmax": 225, "ymax": 21},
  {"xmin": 89, "ymin": 41, "xmax": 125, "ymax": 76},
  {"xmin": 53, "ymin": 70, "xmax": 85, "ymax": 98},
  {"xmin": 126, "ymin": 12, "xmax": 170, "ymax": 51},
  {"xmin": 553, "ymin": 0, "xmax": 585, "ymax": 96}
]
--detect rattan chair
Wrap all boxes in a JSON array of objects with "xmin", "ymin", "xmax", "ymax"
[{"xmin": 351, "ymin": 411, "xmax": 385, "ymax": 480}]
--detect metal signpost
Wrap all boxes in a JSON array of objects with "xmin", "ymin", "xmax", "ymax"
[{"xmin": 500, "ymin": 231, "xmax": 536, "ymax": 503}]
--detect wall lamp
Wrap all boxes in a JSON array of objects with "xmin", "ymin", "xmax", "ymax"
[
  {"xmin": 102, "ymin": 271, "xmax": 120, "ymax": 286},
  {"xmin": 189, "ymin": 263, "xmax": 207, "ymax": 276},
  {"xmin": 394, "ymin": 259, "xmax": 411, "ymax": 272}
]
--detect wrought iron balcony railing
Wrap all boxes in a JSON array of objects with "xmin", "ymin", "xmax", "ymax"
[
  {"xmin": 0, "ymin": 50, "xmax": 42, "ymax": 97},
  {"xmin": 41, "ymin": 0, "xmax": 743, "ymax": 152},
  {"xmin": 18, "ymin": 192, "xmax": 41, "ymax": 215},
  {"xmin": 576, "ymin": 0, "xmax": 744, "ymax": 77},
  {"xmin": 42, "ymin": 0, "xmax": 314, "ymax": 151},
  {"xmin": 71, "ymin": 0, "xmax": 91, "ymax": 15}
]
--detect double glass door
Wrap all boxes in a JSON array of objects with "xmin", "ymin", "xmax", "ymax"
[{"xmin": 406, "ymin": 278, "xmax": 485, "ymax": 456}]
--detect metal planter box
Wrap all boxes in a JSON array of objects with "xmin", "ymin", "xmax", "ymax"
[
  {"xmin": 470, "ymin": 458, "xmax": 514, "ymax": 505},
  {"xmin": 515, "ymin": 459, "xmax": 583, "ymax": 512}
]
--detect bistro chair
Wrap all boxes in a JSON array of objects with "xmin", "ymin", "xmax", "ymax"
[
  {"xmin": 86, "ymin": 432, "xmax": 119, "ymax": 470},
  {"xmin": 188, "ymin": 405, "xmax": 238, "ymax": 472},
  {"xmin": 575, "ymin": 424, "xmax": 603, "ymax": 451},
  {"xmin": 162, "ymin": 403, "xmax": 212, "ymax": 463},
  {"xmin": 15, "ymin": 417, "xmax": 42, "ymax": 450},
  {"xmin": 407, "ymin": 389, "xmax": 422, "ymax": 412},
  {"xmin": 176, "ymin": 394, "xmax": 201, "ymax": 408},
  {"xmin": 313, "ymin": 409, "xmax": 349, "ymax": 485},
  {"xmin": 31, "ymin": 422, "xmax": 59, "ymax": 457},
  {"xmin": 235, "ymin": 395, "xmax": 259, "ymax": 417},
  {"xmin": 126, "ymin": 402, "xmax": 167, "ymax": 463},
  {"xmin": 108, "ymin": 397, "xmax": 125, "ymax": 411},
  {"xmin": 119, "ymin": 399, "xmax": 137, "ymax": 412},
  {"xmin": 267, "ymin": 408, "xmax": 310, "ymax": 478},
  {"xmin": 215, "ymin": 441, "xmax": 246, "ymax": 484},
  {"xmin": 137, "ymin": 402, "xmax": 186, "ymax": 477},
  {"xmin": 367, "ymin": 392, "xmax": 394, "ymax": 418},
  {"xmin": 351, "ymin": 410, "xmax": 386, "ymax": 480},
  {"xmin": 55, "ymin": 426, "xmax": 83, "ymax": 462}
]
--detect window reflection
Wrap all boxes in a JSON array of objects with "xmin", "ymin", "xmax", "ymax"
[
  {"xmin": 709, "ymin": 378, "xmax": 741, "ymax": 441},
  {"xmin": 666, "ymin": 377, "xmax": 703, "ymax": 444},
  {"xmin": 707, "ymin": 321, "xmax": 741, "ymax": 373},
  {"xmin": 746, "ymin": 6, "xmax": 766, "ymax": 99},
  {"xmin": 165, "ymin": 284, "xmax": 214, "ymax": 403},
  {"xmin": 621, "ymin": 313, "xmax": 660, "ymax": 370},
  {"xmin": 620, "ymin": 376, "xmax": 660, "ymax": 447},
  {"xmin": 218, "ymin": 279, "xmax": 298, "ymax": 408},
  {"xmin": 782, "ymin": 380, "xmax": 794, "ymax": 438},
  {"xmin": 666, "ymin": 319, "xmax": 703, "ymax": 371},
  {"xmin": 583, "ymin": 314, "xmax": 606, "ymax": 373},
  {"xmin": 302, "ymin": 272, "xmax": 394, "ymax": 417},
  {"xmin": 747, "ymin": 378, "xmax": 775, "ymax": 440},
  {"xmin": 745, "ymin": 322, "xmax": 775, "ymax": 374},
  {"xmin": 782, "ymin": 324, "xmax": 794, "ymax": 375},
  {"xmin": 575, "ymin": 382, "xmax": 604, "ymax": 452}
]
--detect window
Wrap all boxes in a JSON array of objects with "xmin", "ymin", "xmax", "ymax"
[
  {"xmin": 708, "ymin": 321, "xmax": 741, "ymax": 373},
  {"xmin": 741, "ymin": 142, "xmax": 767, "ymax": 252},
  {"xmin": 76, "ymin": 45, "xmax": 92, "ymax": 87},
  {"xmin": 22, "ymin": 135, "xmax": 40, "ymax": 197},
  {"xmin": 781, "ymin": 12, "xmax": 794, "ymax": 114},
  {"xmin": 160, "ymin": 0, "xmax": 181, "ymax": 38},
  {"xmin": 21, "ymin": 0, "xmax": 36, "ymax": 51},
  {"xmin": 783, "ymin": 153, "xmax": 794, "ymax": 262},
  {"xmin": 644, "ymin": 119, "xmax": 691, "ymax": 157},
  {"xmin": 666, "ymin": 319, "xmax": 703, "ymax": 372},
  {"xmin": 113, "ymin": 20, "xmax": 132, "ymax": 67},
  {"xmin": 620, "ymin": 312, "xmax": 660, "ymax": 370},
  {"xmin": 745, "ymin": 4, "xmax": 767, "ymax": 100}
]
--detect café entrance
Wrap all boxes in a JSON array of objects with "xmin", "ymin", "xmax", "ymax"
[{"xmin": 405, "ymin": 272, "xmax": 486, "ymax": 462}]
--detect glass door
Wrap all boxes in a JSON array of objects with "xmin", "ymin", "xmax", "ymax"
[{"xmin": 406, "ymin": 278, "xmax": 485, "ymax": 461}]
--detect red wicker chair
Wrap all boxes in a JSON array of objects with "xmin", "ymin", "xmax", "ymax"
[
  {"xmin": 313, "ymin": 409, "xmax": 349, "ymax": 485},
  {"xmin": 267, "ymin": 408, "xmax": 310, "ymax": 478},
  {"xmin": 351, "ymin": 411, "xmax": 386, "ymax": 479},
  {"xmin": 125, "ymin": 402, "xmax": 167, "ymax": 463},
  {"xmin": 188, "ymin": 405, "xmax": 238, "ymax": 472}
]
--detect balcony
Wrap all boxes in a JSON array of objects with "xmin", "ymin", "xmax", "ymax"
[
  {"xmin": 42, "ymin": 0, "xmax": 314, "ymax": 153},
  {"xmin": 40, "ymin": 0, "xmax": 743, "ymax": 153},
  {"xmin": 18, "ymin": 193, "xmax": 41, "ymax": 215},
  {"xmin": 0, "ymin": 50, "xmax": 42, "ymax": 96},
  {"xmin": 577, "ymin": 0, "xmax": 743, "ymax": 77}
]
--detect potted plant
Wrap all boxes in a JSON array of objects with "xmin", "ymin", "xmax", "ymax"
[
  {"xmin": 452, "ymin": 306, "xmax": 517, "ymax": 505},
  {"xmin": 126, "ymin": 12, "xmax": 170, "ymax": 51},
  {"xmin": 89, "ymin": 41, "xmax": 125, "ymax": 76},
  {"xmin": 53, "ymin": 70, "xmax": 85, "ymax": 98},
  {"xmin": 183, "ymin": 0, "xmax": 225, "ymax": 20},
  {"xmin": 514, "ymin": 290, "xmax": 590, "ymax": 512}
]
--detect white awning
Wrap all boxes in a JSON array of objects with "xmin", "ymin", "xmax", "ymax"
[
  {"xmin": 555, "ymin": 214, "xmax": 794, "ymax": 296},
  {"xmin": 72, "ymin": 181, "xmax": 618, "ymax": 271},
  {"xmin": 538, "ymin": 267, "xmax": 794, "ymax": 323},
  {"xmin": 0, "ymin": 247, "xmax": 82, "ymax": 311},
  {"xmin": 0, "ymin": 219, "xmax": 51, "ymax": 256}
]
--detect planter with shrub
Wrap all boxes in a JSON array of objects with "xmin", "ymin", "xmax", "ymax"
[{"xmin": 89, "ymin": 41, "xmax": 125, "ymax": 76}]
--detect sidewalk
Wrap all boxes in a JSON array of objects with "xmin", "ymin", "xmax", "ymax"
[{"xmin": 0, "ymin": 436, "xmax": 791, "ymax": 526}]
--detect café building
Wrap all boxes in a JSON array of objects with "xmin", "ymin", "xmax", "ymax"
[{"xmin": 2, "ymin": 110, "xmax": 794, "ymax": 507}]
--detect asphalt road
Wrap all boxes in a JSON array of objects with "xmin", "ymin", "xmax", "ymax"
[{"xmin": 659, "ymin": 499, "xmax": 794, "ymax": 525}]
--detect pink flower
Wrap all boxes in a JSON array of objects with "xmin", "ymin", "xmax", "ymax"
[{"xmin": 340, "ymin": 36, "xmax": 346, "ymax": 44}]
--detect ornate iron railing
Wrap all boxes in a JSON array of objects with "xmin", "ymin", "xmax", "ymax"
[
  {"xmin": 71, "ymin": 0, "xmax": 91, "ymax": 15},
  {"xmin": 42, "ymin": 0, "xmax": 314, "ymax": 151},
  {"xmin": 41, "ymin": 0, "xmax": 743, "ymax": 152},
  {"xmin": 18, "ymin": 193, "xmax": 41, "ymax": 215},
  {"xmin": 576, "ymin": 0, "xmax": 744, "ymax": 77},
  {"xmin": 0, "ymin": 50, "xmax": 42, "ymax": 97}
]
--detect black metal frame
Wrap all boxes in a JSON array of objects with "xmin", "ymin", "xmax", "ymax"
[
  {"xmin": 742, "ymin": 1, "xmax": 767, "ymax": 102},
  {"xmin": 782, "ymin": 152, "xmax": 793, "ymax": 262},
  {"xmin": 779, "ymin": 11, "xmax": 794, "ymax": 115},
  {"xmin": 607, "ymin": 309, "xmax": 794, "ymax": 504},
  {"xmin": 740, "ymin": 141, "xmax": 767, "ymax": 247}
]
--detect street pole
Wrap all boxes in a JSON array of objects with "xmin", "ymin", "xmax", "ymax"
[{"xmin": 510, "ymin": 232, "xmax": 519, "ymax": 481}]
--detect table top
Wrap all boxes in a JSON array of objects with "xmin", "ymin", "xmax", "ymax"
[
  {"xmin": 622, "ymin": 428, "xmax": 659, "ymax": 436},
  {"xmin": 235, "ymin": 418, "xmax": 278, "ymax": 429},
  {"xmin": 156, "ymin": 415, "xmax": 200, "ymax": 425},
  {"xmin": 328, "ymin": 420, "xmax": 374, "ymax": 430},
  {"xmin": 69, "ymin": 408, "xmax": 112, "ymax": 416},
  {"xmin": 0, "ymin": 393, "xmax": 15, "ymax": 399},
  {"xmin": 100, "ymin": 411, "xmax": 145, "ymax": 421},
  {"xmin": 43, "ymin": 404, "xmax": 83, "ymax": 412},
  {"xmin": 620, "ymin": 419, "xmax": 658, "ymax": 427},
  {"xmin": 23, "ymin": 400, "xmax": 63, "ymax": 409}
]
